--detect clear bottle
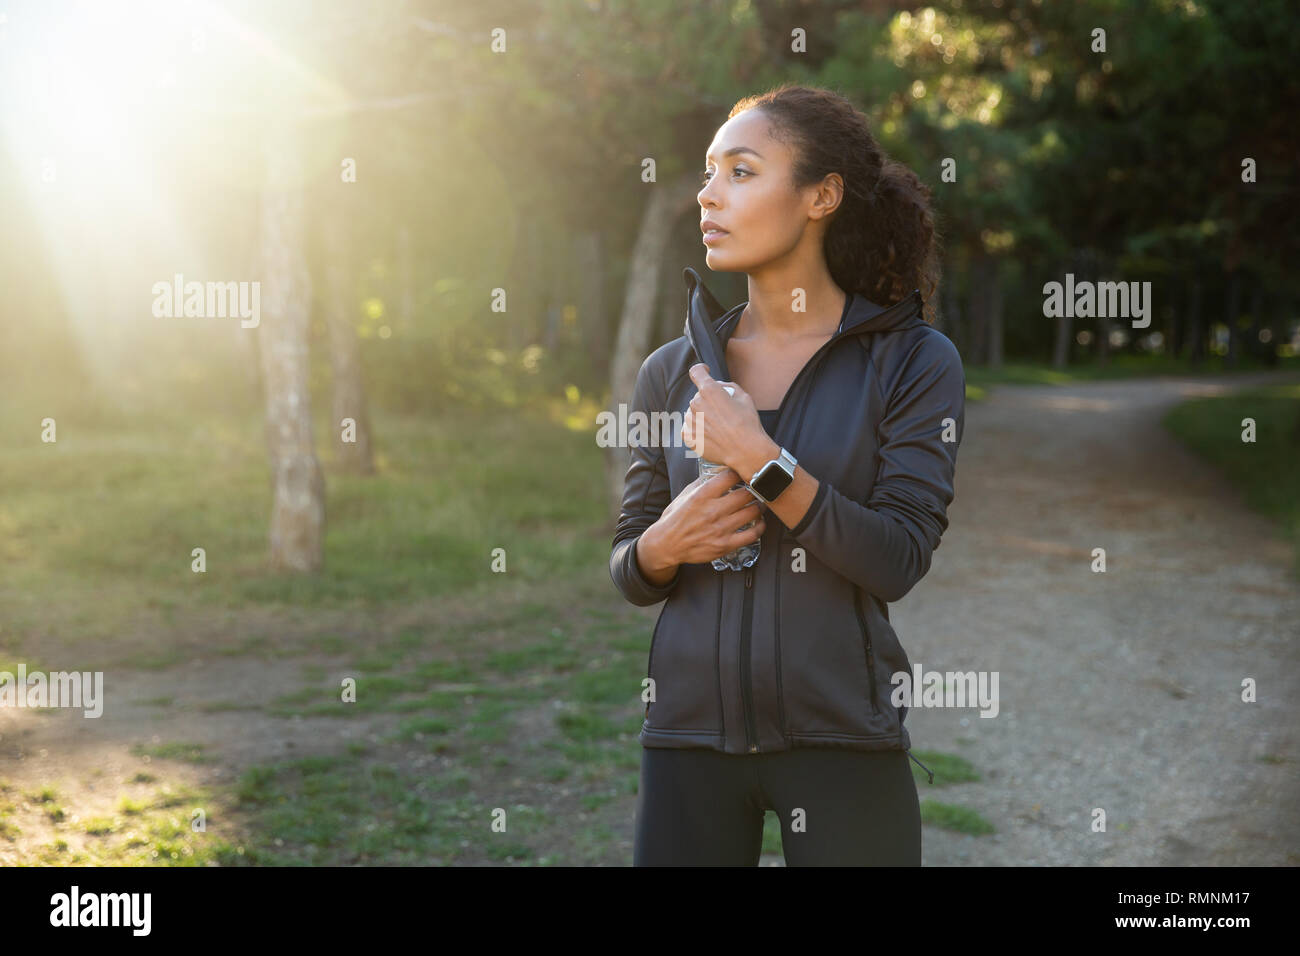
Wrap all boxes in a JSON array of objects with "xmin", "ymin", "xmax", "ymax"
[{"xmin": 696, "ymin": 386, "xmax": 761, "ymax": 571}]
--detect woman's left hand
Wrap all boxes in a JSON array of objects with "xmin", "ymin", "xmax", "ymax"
[{"xmin": 682, "ymin": 363, "xmax": 776, "ymax": 484}]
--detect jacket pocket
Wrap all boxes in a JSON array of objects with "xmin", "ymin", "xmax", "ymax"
[
  {"xmin": 853, "ymin": 585, "xmax": 881, "ymax": 715},
  {"xmin": 643, "ymin": 566, "xmax": 722, "ymax": 733},
  {"xmin": 779, "ymin": 565, "xmax": 885, "ymax": 737},
  {"xmin": 866, "ymin": 592, "xmax": 910, "ymax": 723}
]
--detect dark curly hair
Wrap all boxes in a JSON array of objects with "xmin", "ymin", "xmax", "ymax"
[{"xmin": 727, "ymin": 83, "xmax": 942, "ymax": 325}]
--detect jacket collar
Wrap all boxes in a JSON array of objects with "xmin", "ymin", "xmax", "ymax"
[{"xmin": 682, "ymin": 266, "xmax": 924, "ymax": 380}]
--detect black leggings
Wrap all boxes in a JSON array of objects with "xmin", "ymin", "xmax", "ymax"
[{"xmin": 633, "ymin": 746, "xmax": 921, "ymax": 866}]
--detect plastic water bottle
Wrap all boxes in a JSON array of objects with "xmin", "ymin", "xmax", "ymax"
[{"xmin": 697, "ymin": 386, "xmax": 761, "ymax": 571}]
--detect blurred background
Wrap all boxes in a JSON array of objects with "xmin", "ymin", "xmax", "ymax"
[{"xmin": 1, "ymin": 0, "xmax": 1297, "ymax": 866}]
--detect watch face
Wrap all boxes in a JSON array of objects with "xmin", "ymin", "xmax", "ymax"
[{"xmin": 752, "ymin": 463, "xmax": 793, "ymax": 502}]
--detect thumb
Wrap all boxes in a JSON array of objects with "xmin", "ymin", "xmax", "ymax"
[{"xmin": 688, "ymin": 363, "xmax": 714, "ymax": 388}]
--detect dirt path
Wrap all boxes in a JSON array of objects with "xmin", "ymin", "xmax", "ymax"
[{"xmin": 908, "ymin": 370, "xmax": 1300, "ymax": 865}]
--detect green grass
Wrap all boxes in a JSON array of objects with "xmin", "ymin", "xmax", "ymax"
[
  {"xmin": 908, "ymin": 749, "xmax": 982, "ymax": 787},
  {"xmin": 920, "ymin": 800, "xmax": 996, "ymax": 835},
  {"xmin": 1164, "ymin": 382, "xmax": 1300, "ymax": 579},
  {"xmin": 964, "ymin": 352, "xmax": 1299, "ymax": 389},
  {"xmin": 225, "ymin": 754, "xmax": 504, "ymax": 865},
  {"xmin": 28, "ymin": 785, "xmax": 59, "ymax": 804},
  {"xmin": 0, "ymin": 773, "xmax": 240, "ymax": 865},
  {"xmin": 0, "ymin": 377, "xmax": 611, "ymax": 653},
  {"xmin": 129, "ymin": 742, "xmax": 214, "ymax": 764}
]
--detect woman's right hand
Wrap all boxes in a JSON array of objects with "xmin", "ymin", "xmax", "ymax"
[{"xmin": 643, "ymin": 468, "xmax": 767, "ymax": 568}]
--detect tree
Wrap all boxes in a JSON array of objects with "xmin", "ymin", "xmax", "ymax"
[
  {"xmin": 604, "ymin": 171, "xmax": 702, "ymax": 510},
  {"xmin": 258, "ymin": 123, "xmax": 326, "ymax": 572},
  {"xmin": 318, "ymin": 194, "xmax": 376, "ymax": 476}
]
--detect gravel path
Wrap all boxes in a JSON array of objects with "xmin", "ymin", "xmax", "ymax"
[{"xmin": 904, "ymin": 371, "xmax": 1300, "ymax": 865}]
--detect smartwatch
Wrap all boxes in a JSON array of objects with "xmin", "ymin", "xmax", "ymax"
[{"xmin": 747, "ymin": 448, "xmax": 797, "ymax": 505}]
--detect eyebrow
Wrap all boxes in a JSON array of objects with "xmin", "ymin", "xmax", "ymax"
[{"xmin": 705, "ymin": 146, "xmax": 763, "ymax": 162}]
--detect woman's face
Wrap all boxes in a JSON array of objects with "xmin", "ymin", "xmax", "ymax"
[{"xmin": 698, "ymin": 109, "xmax": 832, "ymax": 274}]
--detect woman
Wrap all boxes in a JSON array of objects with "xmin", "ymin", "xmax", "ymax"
[{"xmin": 610, "ymin": 84, "xmax": 965, "ymax": 865}]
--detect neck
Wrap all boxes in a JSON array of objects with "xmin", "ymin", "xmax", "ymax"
[{"xmin": 737, "ymin": 267, "xmax": 846, "ymax": 341}]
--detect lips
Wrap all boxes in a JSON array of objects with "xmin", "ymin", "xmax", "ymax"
[{"xmin": 702, "ymin": 220, "xmax": 729, "ymax": 243}]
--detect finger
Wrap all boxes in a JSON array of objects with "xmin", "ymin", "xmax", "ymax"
[
  {"xmin": 721, "ymin": 490, "xmax": 762, "ymax": 518},
  {"xmin": 707, "ymin": 468, "xmax": 740, "ymax": 489},
  {"xmin": 688, "ymin": 364, "xmax": 714, "ymax": 389}
]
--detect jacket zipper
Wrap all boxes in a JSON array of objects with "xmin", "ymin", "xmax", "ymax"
[
  {"xmin": 774, "ymin": 530, "xmax": 785, "ymax": 740},
  {"xmin": 853, "ymin": 586, "xmax": 880, "ymax": 714},
  {"xmin": 740, "ymin": 567, "xmax": 758, "ymax": 752},
  {"xmin": 730, "ymin": 316, "xmax": 843, "ymax": 756},
  {"xmin": 766, "ymin": 323, "xmax": 845, "ymax": 439},
  {"xmin": 712, "ymin": 288, "xmax": 921, "ymax": 440}
]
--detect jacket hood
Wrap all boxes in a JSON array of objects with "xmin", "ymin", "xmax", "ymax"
[{"xmin": 682, "ymin": 266, "xmax": 925, "ymax": 381}]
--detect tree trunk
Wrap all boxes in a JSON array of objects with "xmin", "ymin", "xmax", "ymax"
[
  {"xmin": 1262, "ymin": 291, "xmax": 1280, "ymax": 368},
  {"xmin": 605, "ymin": 172, "xmax": 702, "ymax": 516},
  {"xmin": 1163, "ymin": 289, "xmax": 1177, "ymax": 359},
  {"xmin": 1186, "ymin": 272, "xmax": 1204, "ymax": 368},
  {"xmin": 1246, "ymin": 285, "xmax": 1263, "ymax": 362},
  {"xmin": 1089, "ymin": 248, "xmax": 1109, "ymax": 370},
  {"xmin": 656, "ymin": 271, "xmax": 680, "ymax": 349},
  {"xmin": 320, "ymin": 207, "xmax": 376, "ymax": 475},
  {"xmin": 1224, "ymin": 270, "xmax": 1241, "ymax": 368},
  {"xmin": 258, "ymin": 127, "xmax": 326, "ymax": 572},
  {"xmin": 1051, "ymin": 250, "xmax": 1073, "ymax": 369},
  {"xmin": 985, "ymin": 254, "xmax": 1003, "ymax": 370},
  {"xmin": 939, "ymin": 248, "xmax": 961, "ymax": 346},
  {"xmin": 967, "ymin": 245, "xmax": 989, "ymax": 366}
]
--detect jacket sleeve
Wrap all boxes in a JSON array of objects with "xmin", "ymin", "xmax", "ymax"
[
  {"xmin": 609, "ymin": 353, "xmax": 682, "ymax": 606},
  {"xmin": 788, "ymin": 330, "xmax": 964, "ymax": 603}
]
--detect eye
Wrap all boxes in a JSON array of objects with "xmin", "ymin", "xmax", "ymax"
[{"xmin": 700, "ymin": 166, "xmax": 750, "ymax": 186}]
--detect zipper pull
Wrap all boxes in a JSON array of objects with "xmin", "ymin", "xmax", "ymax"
[
  {"xmin": 744, "ymin": 570, "xmax": 752, "ymax": 588},
  {"xmin": 906, "ymin": 750, "xmax": 934, "ymax": 785}
]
